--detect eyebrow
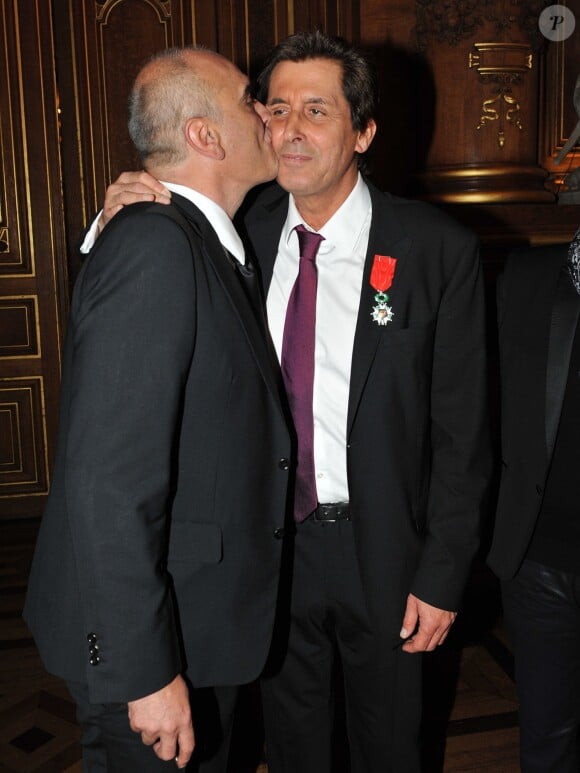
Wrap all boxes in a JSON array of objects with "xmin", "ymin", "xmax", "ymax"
[{"xmin": 267, "ymin": 96, "xmax": 329, "ymax": 106}]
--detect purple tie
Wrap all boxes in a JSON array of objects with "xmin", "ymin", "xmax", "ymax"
[{"xmin": 281, "ymin": 225, "xmax": 325, "ymax": 522}]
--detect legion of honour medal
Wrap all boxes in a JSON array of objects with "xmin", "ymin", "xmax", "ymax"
[{"xmin": 370, "ymin": 254, "xmax": 397, "ymax": 326}]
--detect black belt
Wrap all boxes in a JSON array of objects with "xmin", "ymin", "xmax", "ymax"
[{"xmin": 311, "ymin": 502, "xmax": 350, "ymax": 523}]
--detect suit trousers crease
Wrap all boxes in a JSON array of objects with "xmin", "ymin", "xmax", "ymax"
[
  {"xmin": 502, "ymin": 559, "xmax": 580, "ymax": 773},
  {"xmin": 261, "ymin": 517, "xmax": 422, "ymax": 773},
  {"xmin": 67, "ymin": 680, "xmax": 238, "ymax": 773}
]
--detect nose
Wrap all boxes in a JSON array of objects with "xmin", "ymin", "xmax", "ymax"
[{"xmin": 282, "ymin": 110, "xmax": 304, "ymax": 142}]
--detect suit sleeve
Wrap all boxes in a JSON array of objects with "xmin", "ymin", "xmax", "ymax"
[
  {"xmin": 64, "ymin": 206, "xmax": 196, "ymax": 703},
  {"xmin": 410, "ymin": 230, "xmax": 491, "ymax": 610}
]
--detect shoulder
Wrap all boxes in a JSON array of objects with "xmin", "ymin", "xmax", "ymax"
[
  {"xmin": 503, "ymin": 242, "xmax": 568, "ymax": 279},
  {"xmin": 497, "ymin": 243, "xmax": 568, "ymax": 322},
  {"xmin": 90, "ymin": 200, "xmax": 209, "ymax": 265},
  {"xmin": 78, "ymin": 201, "xmax": 199, "ymax": 298},
  {"xmin": 239, "ymin": 182, "xmax": 288, "ymax": 223},
  {"xmin": 368, "ymin": 183, "xmax": 478, "ymax": 249},
  {"xmin": 499, "ymin": 243, "xmax": 567, "ymax": 299}
]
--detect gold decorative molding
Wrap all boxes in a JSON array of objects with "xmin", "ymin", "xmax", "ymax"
[
  {"xmin": 419, "ymin": 164, "xmax": 555, "ymax": 204},
  {"xmin": 469, "ymin": 43, "xmax": 532, "ymax": 78},
  {"xmin": 0, "ymin": 227, "xmax": 8, "ymax": 253},
  {"xmin": 0, "ymin": 296, "xmax": 41, "ymax": 359},
  {"xmin": 0, "ymin": 377, "xmax": 49, "ymax": 497},
  {"xmin": 469, "ymin": 43, "xmax": 533, "ymax": 149},
  {"xmin": 95, "ymin": 0, "xmax": 172, "ymax": 23}
]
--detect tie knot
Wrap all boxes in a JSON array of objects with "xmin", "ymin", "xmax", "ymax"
[{"xmin": 295, "ymin": 224, "xmax": 324, "ymax": 262}]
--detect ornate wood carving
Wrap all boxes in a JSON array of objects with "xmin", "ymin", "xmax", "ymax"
[
  {"xmin": 468, "ymin": 43, "xmax": 533, "ymax": 149},
  {"xmin": 415, "ymin": 0, "xmax": 546, "ymax": 53}
]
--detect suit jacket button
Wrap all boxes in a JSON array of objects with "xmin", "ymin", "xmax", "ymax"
[
  {"xmin": 87, "ymin": 633, "xmax": 97, "ymax": 645},
  {"xmin": 278, "ymin": 458, "xmax": 289, "ymax": 470},
  {"xmin": 273, "ymin": 528, "xmax": 285, "ymax": 539},
  {"xmin": 536, "ymin": 484, "xmax": 543, "ymax": 495},
  {"xmin": 89, "ymin": 655, "xmax": 100, "ymax": 666},
  {"xmin": 89, "ymin": 645, "xmax": 99, "ymax": 656}
]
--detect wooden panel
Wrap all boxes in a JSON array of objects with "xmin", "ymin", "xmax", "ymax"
[
  {"xmin": 0, "ymin": 378, "xmax": 49, "ymax": 495},
  {"xmin": 0, "ymin": 298, "xmax": 40, "ymax": 358},
  {"xmin": 0, "ymin": 1, "xmax": 68, "ymax": 517},
  {"xmin": 360, "ymin": 0, "xmax": 579, "ymax": 246}
]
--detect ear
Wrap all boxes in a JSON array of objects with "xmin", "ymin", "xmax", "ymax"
[
  {"xmin": 185, "ymin": 117, "xmax": 225, "ymax": 161},
  {"xmin": 355, "ymin": 119, "xmax": 377, "ymax": 154}
]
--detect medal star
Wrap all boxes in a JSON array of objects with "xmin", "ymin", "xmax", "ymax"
[{"xmin": 371, "ymin": 303, "xmax": 394, "ymax": 326}]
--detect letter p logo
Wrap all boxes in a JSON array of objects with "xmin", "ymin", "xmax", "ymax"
[{"xmin": 539, "ymin": 6, "xmax": 575, "ymax": 41}]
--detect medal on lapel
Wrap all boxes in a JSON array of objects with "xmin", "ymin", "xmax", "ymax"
[{"xmin": 370, "ymin": 254, "xmax": 396, "ymax": 326}]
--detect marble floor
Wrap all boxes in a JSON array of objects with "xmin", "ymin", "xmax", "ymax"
[{"xmin": 0, "ymin": 518, "xmax": 519, "ymax": 772}]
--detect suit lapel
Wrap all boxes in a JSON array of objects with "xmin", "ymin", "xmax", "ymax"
[
  {"xmin": 347, "ymin": 185, "xmax": 412, "ymax": 435},
  {"xmin": 171, "ymin": 194, "xmax": 283, "ymax": 406},
  {"xmin": 240, "ymin": 185, "xmax": 289, "ymax": 294},
  {"xmin": 545, "ymin": 267, "xmax": 580, "ymax": 460}
]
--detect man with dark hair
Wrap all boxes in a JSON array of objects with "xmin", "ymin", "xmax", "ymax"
[
  {"xmin": 90, "ymin": 30, "xmax": 490, "ymax": 772},
  {"xmin": 488, "ymin": 230, "xmax": 580, "ymax": 773},
  {"xmin": 24, "ymin": 46, "xmax": 291, "ymax": 772}
]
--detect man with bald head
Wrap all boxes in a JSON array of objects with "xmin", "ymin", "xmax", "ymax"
[
  {"xmin": 94, "ymin": 31, "xmax": 490, "ymax": 771},
  {"xmin": 24, "ymin": 46, "xmax": 291, "ymax": 772}
]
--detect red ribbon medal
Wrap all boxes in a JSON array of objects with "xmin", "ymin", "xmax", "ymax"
[{"xmin": 370, "ymin": 255, "xmax": 396, "ymax": 326}]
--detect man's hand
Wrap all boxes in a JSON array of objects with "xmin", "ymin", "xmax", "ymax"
[
  {"xmin": 399, "ymin": 593, "xmax": 456, "ymax": 653},
  {"xmin": 128, "ymin": 674, "xmax": 194, "ymax": 768},
  {"xmin": 99, "ymin": 171, "xmax": 171, "ymax": 231}
]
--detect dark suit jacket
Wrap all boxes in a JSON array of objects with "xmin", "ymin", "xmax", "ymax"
[
  {"xmin": 487, "ymin": 243, "xmax": 580, "ymax": 579},
  {"xmin": 242, "ymin": 181, "xmax": 490, "ymax": 638},
  {"xmin": 24, "ymin": 194, "xmax": 291, "ymax": 703}
]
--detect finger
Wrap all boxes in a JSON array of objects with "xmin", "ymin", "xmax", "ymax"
[
  {"xmin": 104, "ymin": 189, "xmax": 171, "ymax": 214},
  {"xmin": 103, "ymin": 203, "xmax": 125, "ymax": 220},
  {"xmin": 107, "ymin": 190, "xmax": 157, "ymax": 208},
  {"xmin": 402, "ymin": 620, "xmax": 443, "ymax": 652},
  {"xmin": 113, "ymin": 175, "xmax": 170, "ymax": 198},
  {"xmin": 175, "ymin": 725, "xmax": 195, "ymax": 768},
  {"xmin": 399, "ymin": 606, "xmax": 418, "ymax": 639},
  {"xmin": 102, "ymin": 193, "xmax": 155, "ymax": 227},
  {"xmin": 153, "ymin": 733, "xmax": 178, "ymax": 762},
  {"xmin": 114, "ymin": 170, "xmax": 168, "ymax": 192},
  {"xmin": 140, "ymin": 730, "xmax": 159, "ymax": 747},
  {"xmin": 402, "ymin": 630, "xmax": 429, "ymax": 653}
]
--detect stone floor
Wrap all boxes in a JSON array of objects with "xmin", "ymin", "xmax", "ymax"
[{"xmin": 0, "ymin": 518, "xmax": 519, "ymax": 772}]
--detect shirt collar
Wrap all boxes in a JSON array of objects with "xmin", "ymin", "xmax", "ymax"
[
  {"xmin": 161, "ymin": 181, "xmax": 246, "ymax": 264},
  {"xmin": 282, "ymin": 173, "xmax": 371, "ymax": 256}
]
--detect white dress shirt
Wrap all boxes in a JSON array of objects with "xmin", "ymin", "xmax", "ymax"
[
  {"xmin": 80, "ymin": 181, "xmax": 246, "ymax": 265},
  {"xmin": 267, "ymin": 174, "xmax": 372, "ymax": 503}
]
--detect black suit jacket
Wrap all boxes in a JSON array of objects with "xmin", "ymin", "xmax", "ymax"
[
  {"xmin": 242, "ymin": 182, "xmax": 490, "ymax": 638},
  {"xmin": 487, "ymin": 243, "xmax": 580, "ymax": 579},
  {"xmin": 24, "ymin": 194, "xmax": 291, "ymax": 703}
]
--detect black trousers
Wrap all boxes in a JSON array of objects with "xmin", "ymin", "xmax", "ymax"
[
  {"xmin": 260, "ymin": 517, "xmax": 422, "ymax": 773},
  {"xmin": 502, "ymin": 559, "xmax": 580, "ymax": 773},
  {"xmin": 67, "ymin": 680, "xmax": 237, "ymax": 773}
]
